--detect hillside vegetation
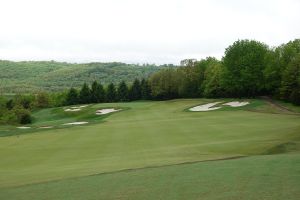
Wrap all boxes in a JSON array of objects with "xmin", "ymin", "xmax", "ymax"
[{"xmin": 0, "ymin": 60, "xmax": 166, "ymax": 93}]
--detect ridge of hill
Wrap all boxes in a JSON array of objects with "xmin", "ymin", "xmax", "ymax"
[{"xmin": 0, "ymin": 60, "xmax": 172, "ymax": 93}]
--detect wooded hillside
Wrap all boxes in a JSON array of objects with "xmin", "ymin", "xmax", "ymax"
[{"xmin": 0, "ymin": 61, "xmax": 168, "ymax": 93}]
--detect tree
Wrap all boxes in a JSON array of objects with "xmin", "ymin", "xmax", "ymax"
[
  {"xmin": 263, "ymin": 48, "xmax": 282, "ymax": 95},
  {"xmin": 264, "ymin": 39, "xmax": 300, "ymax": 97},
  {"xmin": 79, "ymin": 83, "xmax": 91, "ymax": 104},
  {"xmin": 6, "ymin": 99, "xmax": 14, "ymax": 110},
  {"xmin": 222, "ymin": 39, "xmax": 269, "ymax": 97},
  {"xmin": 129, "ymin": 79, "xmax": 141, "ymax": 101},
  {"xmin": 35, "ymin": 92, "xmax": 50, "ymax": 108},
  {"xmin": 280, "ymin": 54, "xmax": 300, "ymax": 105},
  {"xmin": 180, "ymin": 59, "xmax": 197, "ymax": 67},
  {"xmin": 90, "ymin": 81, "xmax": 105, "ymax": 103},
  {"xmin": 202, "ymin": 62, "xmax": 224, "ymax": 97},
  {"xmin": 51, "ymin": 92, "xmax": 67, "ymax": 107},
  {"xmin": 106, "ymin": 83, "xmax": 116, "ymax": 102},
  {"xmin": 149, "ymin": 68, "xmax": 180, "ymax": 99},
  {"xmin": 140, "ymin": 79, "xmax": 151, "ymax": 100},
  {"xmin": 66, "ymin": 88, "xmax": 78, "ymax": 105},
  {"xmin": 117, "ymin": 81, "xmax": 129, "ymax": 102}
]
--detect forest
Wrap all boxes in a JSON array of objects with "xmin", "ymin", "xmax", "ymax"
[
  {"xmin": 0, "ymin": 39, "xmax": 299, "ymax": 125},
  {"xmin": 0, "ymin": 61, "xmax": 167, "ymax": 93}
]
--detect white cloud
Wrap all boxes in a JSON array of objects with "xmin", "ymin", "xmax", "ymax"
[{"xmin": 0, "ymin": 0, "xmax": 299, "ymax": 64}]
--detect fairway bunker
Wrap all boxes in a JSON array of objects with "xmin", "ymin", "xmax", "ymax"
[
  {"xmin": 63, "ymin": 122, "xmax": 89, "ymax": 125},
  {"xmin": 223, "ymin": 101, "xmax": 249, "ymax": 107},
  {"xmin": 96, "ymin": 108, "xmax": 121, "ymax": 115},
  {"xmin": 64, "ymin": 105, "xmax": 89, "ymax": 112},
  {"xmin": 189, "ymin": 102, "xmax": 222, "ymax": 111},
  {"xmin": 64, "ymin": 108, "xmax": 81, "ymax": 112},
  {"xmin": 39, "ymin": 126, "xmax": 53, "ymax": 129},
  {"xmin": 17, "ymin": 126, "xmax": 31, "ymax": 129}
]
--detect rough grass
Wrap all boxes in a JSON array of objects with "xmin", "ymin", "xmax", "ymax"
[{"xmin": 0, "ymin": 99, "xmax": 300, "ymax": 199}]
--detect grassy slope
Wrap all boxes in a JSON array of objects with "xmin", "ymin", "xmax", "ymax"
[
  {"xmin": 1, "ymin": 153, "xmax": 299, "ymax": 200},
  {"xmin": 0, "ymin": 99, "xmax": 299, "ymax": 190},
  {"xmin": 0, "ymin": 104, "xmax": 125, "ymax": 137},
  {"xmin": 0, "ymin": 60, "xmax": 162, "ymax": 93}
]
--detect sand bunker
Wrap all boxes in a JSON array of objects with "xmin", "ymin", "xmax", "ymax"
[
  {"xmin": 223, "ymin": 101, "xmax": 249, "ymax": 107},
  {"xmin": 65, "ymin": 105, "xmax": 88, "ymax": 112},
  {"xmin": 63, "ymin": 122, "xmax": 89, "ymax": 125},
  {"xmin": 17, "ymin": 126, "xmax": 31, "ymax": 129},
  {"xmin": 39, "ymin": 126, "xmax": 53, "ymax": 129},
  {"xmin": 71, "ymin": 105, "xmax": 88, "ymax": 109},
  {"xmin": 96, "ymin": 108, "xmax": 121, "ymax": 115},
  {"xmin": 189, "ymin": 102, "xmax": 222, "ymax": 112},
  {"xmin": 64, "ymin": 108, "xmax": 81, "ymax": 112}
]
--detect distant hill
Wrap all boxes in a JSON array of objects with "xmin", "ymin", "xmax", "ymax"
[{"xmin": 0, "ymin": 60, "xmax": 173, "ymax": 93}]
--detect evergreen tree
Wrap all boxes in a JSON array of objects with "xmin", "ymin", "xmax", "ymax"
[
  {"xmin": 106, "ymin": 83, "xmax": 116, "ymax": 102},
  {"xmin": 66, "ymin": 88, "xmax": 78, "ymax": 105},
  {"xmin": 90, "ymin": 81, "xmax": 99, "ymax": 103},
  {"xmin": 117, "ymin": 81, "xmax": 129, "ymax": 102},
  {"xmin": 129, "ymin": 79, "xmax": 141, "ymax": 100},
  {"xmin": 79, "ymin": 83, "xmax": 91, "ymax": 104},
  {"xmin": 97, "ymin": 82, "xmax": 106, "ymax": 103},
  {"xmin": 90, "ymin": 81, "xmax": 105, "ymax": 103},
  {"xmin": 140, "ymin": 79, "xmax": 151, "ymax": 99}
]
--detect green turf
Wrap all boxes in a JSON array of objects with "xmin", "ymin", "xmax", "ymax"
[
  {"xmin": 1, "ymin": 153, "xmax": 300, "ymax": 200},
  {"xmin": 0, "ymin": 99, "xmax": 300, "ymax": 199},
  {"xmin": 0, "ymin": 104, "xmax": 126, "ymax": 137}
]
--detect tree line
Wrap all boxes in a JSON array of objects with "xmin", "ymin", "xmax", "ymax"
[
  {"xmin": 66, "ymin": 38, "xmax": 300, "ymax": 106},
  {"xmin": 147, "ymin": 39, "xmax": 300, "ymax": 105},
  {"xmin": 1, "ymin": 38, "xmax": 299, "ymax": 125},
  {"xmin": 65, "ymin": 79, "xmax": 151, "ymax": 105}
]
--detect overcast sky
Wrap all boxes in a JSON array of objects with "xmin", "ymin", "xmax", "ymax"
[{"xmin": 0, "ymin": 0, "xmax": 299, "ymax": 64}]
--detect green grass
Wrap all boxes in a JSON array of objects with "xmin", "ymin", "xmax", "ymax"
[
  {"xmin": 0, "ymin": 99, "xmax": 300, "ymax": 199},
  {"xmin": 0, "ymin": 104, "xmax": 126, "ymax": 137},
  {"xmin": 1, "ymin": 153, "xmax": 300, "ymax": 200}
]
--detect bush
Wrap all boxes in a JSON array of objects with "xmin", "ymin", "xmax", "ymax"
[
  {"xmin": 14, "ymin": 107, "xmax": 32, "ymax": 124},
  {"xmin": 19, "ymin": 112, "xmax": 32, "ymax": 124}
]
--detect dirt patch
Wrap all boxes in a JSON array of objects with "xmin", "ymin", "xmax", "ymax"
[{"xmin": 260, "ymin": 96, "xmax": 297, "ymax": 114}]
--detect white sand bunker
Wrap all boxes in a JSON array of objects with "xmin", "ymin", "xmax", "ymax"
[
  {"xmin": 63, "ymin": 122, "xmax": 89, "ymax": 125},
  {"xmin": 71, "ymin": 105, "xmax": 88, "ymax": 109},
  {"xmin": 39, "ymin": 126, "xmax": 53, "ymax": 129},
  {"xmin": 189, "ymin": 102, "xmax": 222, "ymax": 112},
  {"xmin": 223, "ymin": 101, "xmax": 249, "ymax": 107},
  {"xmin": 96, "ymin": 108, "xmax": 121, "ymax": 115},
  {"xmin": 64, "ymin": 108, "xmax": 81, "ymax": 112},
  {"xmin": 64, "ymin": 105, "xmax": 89, "ymax": 112},
  {"xmin": 17, "ymin": 126, "xmax": 31, "ymax": 129}
]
